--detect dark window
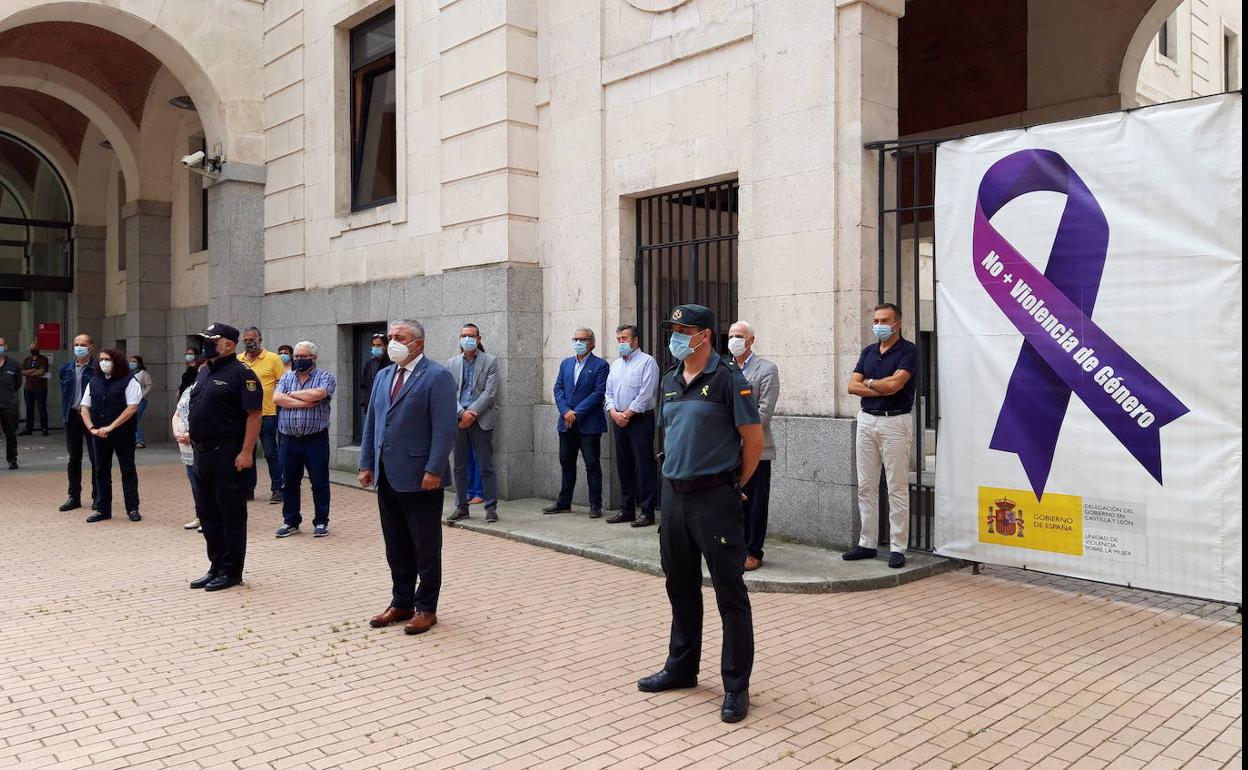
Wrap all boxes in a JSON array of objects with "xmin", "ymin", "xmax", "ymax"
[
  {"xmin": 350, "ymin": 9, "xmax": 397, "ymax": 211},
  {"xmin": 116, "ymin": 173, "xmax": 127, "ymax": 272},
  {"xmin": 635, "ymin": 180, "xmax": 739, "ymax": 371},
  {"xmin": 199, "ymin": 136, "xmax": 209, "ymax": 251},
  {"xmin": 1225, "ymin": 32, "xmax": 1240, "ymax": 92},
  {"xmin": 1158, "ymin": 16, "xmax": 1176, "ymax": 60}
]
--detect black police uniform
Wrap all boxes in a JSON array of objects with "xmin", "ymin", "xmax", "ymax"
[
  {"xmin": 188, "ymin": 353, "xmax": 262, "ymax": 581},
  {"xmin": 658, "ymin": 351, "xmax": 761, "ymax": 694}
]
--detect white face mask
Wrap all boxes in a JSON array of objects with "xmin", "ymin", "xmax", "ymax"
[
  {"xmin": 727, "ymin": 337, "xmax": 749, "ymax": 358},
  {"xmin": 99, "ymin": 359, "xmax": 114, "ymax": 374},
  {"xmin": 387, "ymin": 339, "xmax": 411, "ymax": 362}
]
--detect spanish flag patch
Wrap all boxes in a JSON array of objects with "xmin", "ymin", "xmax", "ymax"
[{"xmin": 739, "ymin": 389, "xmax": 752, "ymax": 396}]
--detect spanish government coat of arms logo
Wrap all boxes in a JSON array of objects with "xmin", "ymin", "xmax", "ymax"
[{"xmin": 986, "ymin": 497, "xmax": 1025, "ymax": 537}]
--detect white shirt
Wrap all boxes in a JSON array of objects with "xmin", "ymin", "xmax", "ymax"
[
  {"xmin": 80, "ymin": 378, "xmax": 143, "ymax": 408},
  {"xmin": 574, "ymin": 355, "xmax": 588, "ymax": 385},
  {"xmin": 604, "ymin": 349, "xmax": 660, "ymax": 414},
  {"xmin": 396, "ymin": 354, "xmax": 424, "ymax": 377}
]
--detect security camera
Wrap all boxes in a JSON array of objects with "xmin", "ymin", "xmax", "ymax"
[{"xmin": 180, "ymin": 150, "xmax": 206, "ymax": 168}]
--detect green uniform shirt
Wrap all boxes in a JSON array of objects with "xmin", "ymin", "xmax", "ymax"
[{"xmin": 659, "ymin": 354, "xmax": 760, "ymax": 481}]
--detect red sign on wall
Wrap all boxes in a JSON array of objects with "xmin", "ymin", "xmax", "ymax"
[{"xmin": 36, "ymin": 322, "xmax": 61, "ymax": 351}]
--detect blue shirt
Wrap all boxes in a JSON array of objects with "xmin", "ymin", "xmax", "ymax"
[
  {"xmin": 605, "ymin": 350, "xmax": 660, "ymax": 414},
  {"xmin": 459, "ymin": 355, "xmax": 476, "ymax": 409},
  {"xmin": 853, "ymin": 338, "xmax": 918, "ymax": 413},
  {"xmin": 276, "ymin": 367, "xmax": 337, "ymax": 436}
]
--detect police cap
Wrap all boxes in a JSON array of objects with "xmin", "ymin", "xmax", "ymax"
[
  {"xmin": 199, "ymin": 322, "xmax": 240, "ymax": 343},
  {"xmin": 659, "ymin": 303, "xmax": 715, "ymax": 331}
]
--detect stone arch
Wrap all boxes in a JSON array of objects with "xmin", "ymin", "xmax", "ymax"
[
  {"xmin": 0, "ymin": 119, "xmax": 81, "ymax": 218},
  {"xmin": 0, "ymin": 58, "xmax": 140, "ymax": 196},
  {"xmin": 0, "ymin": 0, "xmax": 262, "ymax": 165},
  {"xmin": 1118, "ymin": 0, "xmax": 1186, "ymax": 107}
]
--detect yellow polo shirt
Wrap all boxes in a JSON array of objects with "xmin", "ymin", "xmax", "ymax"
[{"xmin": 240, "ymin": 349, "xmax": 285, "ymax": 416}]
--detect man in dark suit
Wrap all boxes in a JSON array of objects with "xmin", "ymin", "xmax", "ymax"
[
  {"xmin": 58, "ymin": 334, "xmax": 99, "ymax": 510},
  {"xmin": 359, "ymin": 319, "xmax": 457, "ymax": 636},
  {"xmin": 544, "ymin": 326, "xmax": 610, "ymax": 517}
]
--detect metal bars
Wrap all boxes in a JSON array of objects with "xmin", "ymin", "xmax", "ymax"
[
  {"xmin": 634, "ymin": 181, "xmax": 739, "ymax": 368},
  {"xmin": 866, "ymin": 138, "xmax": 941, "ymax": 552}
]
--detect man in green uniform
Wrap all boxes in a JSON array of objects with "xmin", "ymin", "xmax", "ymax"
[{"xmin": 637, "ymin": 304, "xmax": 763, "ymax": 723}]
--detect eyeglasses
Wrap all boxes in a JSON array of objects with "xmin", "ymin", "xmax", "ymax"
[{"xmin": 572, "ymin": 338, "xmax": 592, "ymax": 343}]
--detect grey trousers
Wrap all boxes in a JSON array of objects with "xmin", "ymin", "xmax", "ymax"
[{"xmin": 453, "ymin": 423, "xmax": 497, "ymax": 512}]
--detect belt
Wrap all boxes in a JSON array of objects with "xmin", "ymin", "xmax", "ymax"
[
  {"xmin": 192, "ymin": 438, "xmax": 243, "ymax": 452},
  {"xmin": 667, "ymin": 471, "xmax": 736, "ymax": 493},
  {"xmin": 282, "ymin": 429, "xmax": 329, "ymax": 440},
  {"xmin": 863, "ymin": 408, "xmax": 911, "ymax": 417}
]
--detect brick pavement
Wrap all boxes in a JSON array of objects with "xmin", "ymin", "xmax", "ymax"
[{"xmin": 0, "ymin": 463, "xmax": 1241, "ymax": 769}]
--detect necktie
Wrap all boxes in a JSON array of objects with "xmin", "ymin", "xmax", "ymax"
[{"xmin": 390, "ymin": 367, "xmax": 407, "ymax": 405}]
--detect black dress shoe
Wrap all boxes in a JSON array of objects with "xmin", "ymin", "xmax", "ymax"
[
  {"xmin": 588, "ymin": 508, "xmax": 603, "ymax": 519},
  {"xmin": 631, "ymin": 515, "xmax": 655, "ymax": 528},
  {"xmin": 58, "ymin": 498, "xmax": 82, "ymax": 512},
  {"xmin": 541, "ymin": 503, "xmax": 571, "ymax": 514},
  {"xmin": 189, "ymin": 572, "xmax": 218, "ymax": 589},
  {"xmin": 203, "ymin": 575, "xmax": 242, "ymax": 592},
  {"xmin": 637, "ymin": 670, "xmax": 698, "ymax": 693},
  {"xmin": 127, "ymin": 510, "xmax": 142, "ymax": 522},
  {"xmin": 85, "ymin": 512, "xmax": 111, "ymax": 523},
  {"xmin": 7, "ymin": 461, "xmax": 16, "ymax": 470},
  {"xmin": 842, "ymin": 545, "xmax": 878, "ymax": 561},
  {"xmin": 91, "ymin": 501, "xmax": 99, "ymax": 511},
  {"xmin": 606, "ymin": 512, "xmax": 635, "ymax": 524},
  {"xmin": 447, "ymin": 508, "xmax": 470, "ymax": 522},
  {"xmin": 888, "ymin": 552, "xmax": 906, "ymax": 569},
  {"xmin": 484, "ymin": 510, "xmax": 498, "ymax": 523},
  {"xmin": 721, "ymin": 690, "xmax": 749, "ymax": 723}
]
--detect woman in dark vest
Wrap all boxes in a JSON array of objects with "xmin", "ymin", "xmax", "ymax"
[{"xmin": 79, "ymin": 348, "xmax": 143, "ymax": 523}]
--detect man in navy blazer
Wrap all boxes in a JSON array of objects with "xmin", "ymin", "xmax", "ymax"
[
  {"xmin": 359, "ymin": 319, "xmax": 458, "ymax": 636},
  {"xmin": 543, "ymin": 326, "xmax": 610, "ymax": 516}
]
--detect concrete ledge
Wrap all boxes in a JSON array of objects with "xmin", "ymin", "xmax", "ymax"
[{"xmin": 329, "ymin": 469, "xmax": 959, "ymax": 593}]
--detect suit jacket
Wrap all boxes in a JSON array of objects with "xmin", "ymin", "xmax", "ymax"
[
  {"xmin": 553, "ymin": 353, "xmax": 609, "ymax": 434},
  {"xmin": 58, "ymin": 361, "xmax": 100, "ymax": 423},
  {"xmin": 446, "ymin": 351, "xmax": 500, "ymax": 431},
  {"xmin": 742, "ymin": 355, "xmax": 781, "ymax": 461},
  {"xmin": 359, "ymin": 356, "xmax": 458, "ymax": 493}
]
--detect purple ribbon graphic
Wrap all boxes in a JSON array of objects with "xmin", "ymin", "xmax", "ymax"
[{"xmin": 974, "ymin": 149, "xmax": 1189, "ymax": 498}]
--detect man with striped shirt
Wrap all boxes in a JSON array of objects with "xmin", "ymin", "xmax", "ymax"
[{"xmin": 272, "ymin": 341, "xmax": 337, "ymax": 538}]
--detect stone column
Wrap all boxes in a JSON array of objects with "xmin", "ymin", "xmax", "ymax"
[
  {"xmin": 122, "ymin": 200, "xmax": 172, "ymax": 441},
  {"xmin": 72, "ymin": 225, "xmax": 106, "ymax": 342},
  {"xmin": 206, "ymin": 168, "xmax": 266, "ymax": 327}
]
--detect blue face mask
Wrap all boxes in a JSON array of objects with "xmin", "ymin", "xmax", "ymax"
[
  {"xmin": 369, "ymin": 346, "xmax": 383, "ymax": 358},
  {"xmin": 0, "ymin": 346, "xmax": 6, "ymax": 356},
  {"xmin": 460, "ymin": 336, "xmax": 478, "ymax": 352},
  {"xmin": 668, "ymin": 332, "xmax": 702, "ymax": 361},
  {"xmin": 74, "ymin": 346, "xmax": 90, "ymax": 359},
  {"xmin": 872, "ymin": 324, "xmax": 895, "ymax": 342},
  {"xmin": 572, "ymin": 340, "xmax": 589, "ymax": 356},
  {"xmin": 279, "ymin": 353, "xmax": 292, "ymax": 365},
  {"xmin": 617, "ymin": 343, "xmax": 633, "ymax": 358},
  {"xmin": 185, "ymin": 354, "xmax": 196, "ymax": 363},
  {"xmin": 128, "ymin": 361, "xmax": 138, "ymax": 371}
]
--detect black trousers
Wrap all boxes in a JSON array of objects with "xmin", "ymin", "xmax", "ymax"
[
  {"xmin": 195, "ymin": 439, "xmax": 249, "ymax": 579},
  {"xmin": 65, "ymin": 410, "xmax": 98, "ymax": 503},
  {"xmin": 612, "ymin": 411, "xmax": 658, "ymax": 517},
  {"xmin": 22, "ymin": 390, "xmax": 48, "ymax": 433},
  {"xmin": 1, "ymin": 407, "xmax": 16, "ymax": 463},
  {"xmin": 93, "ymin": 428, "xmax": 139, "ymax": 516},
  {"xmin": 659, "ymin": 478, "xmax": 754, "ymax": 692},
  {"xmin": 742, "ymin": 460, "xmax": 773, "ymax": 559},
  {"xmin": 557, "ymin": 429, "xmax": 602, "ymax": 509},
  {"xmin": 377, "ymin": 464, "xmax": 444, "ymax": 613}
]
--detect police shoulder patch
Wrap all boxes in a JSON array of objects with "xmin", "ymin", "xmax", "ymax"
[{"xmin": 246, "ymin": 380, "xmax": 258, "ymax": 392}]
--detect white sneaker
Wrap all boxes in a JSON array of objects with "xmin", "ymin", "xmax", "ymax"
[{"xmin": 184, "ymin": 518, "xmax": 200, "ymax": 530}]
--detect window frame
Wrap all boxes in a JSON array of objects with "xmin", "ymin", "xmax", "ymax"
[{"xmin": 348, "ymin": 8, "xmax": 397, "ymax": 212}]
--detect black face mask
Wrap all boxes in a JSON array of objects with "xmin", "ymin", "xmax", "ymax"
[
  {"xmin": 203, "ymin": 340, "xmax": 221, "ymax": 359},
  {"xmin": 294, "ymin": 358, "xmax": 315, "ymax": 373}
]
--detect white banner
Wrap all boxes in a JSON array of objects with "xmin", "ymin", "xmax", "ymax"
[{"xmin": 934, "ymin": 93, "xmax": 1242, "ymax": 603}]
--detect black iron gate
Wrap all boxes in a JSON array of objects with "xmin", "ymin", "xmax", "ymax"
[
  {"xmin": 635, "ymin": 180, "xmax": 739, "ymax": 366},
  {"xmin": 866, "ymin": 138, "xmax": 940, "ymax": 551}
]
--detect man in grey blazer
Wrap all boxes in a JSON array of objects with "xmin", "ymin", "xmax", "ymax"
[
  {"xmin": 358, "ymin": 319, "xmax": 458, "ymax": 635},
  {"xmin": 446, "ymin": 323, "xmax": 501, "ymax": 523},
  {"xmin": 728, "ymin": 321, "xmax": 780, "ymax": 571}
]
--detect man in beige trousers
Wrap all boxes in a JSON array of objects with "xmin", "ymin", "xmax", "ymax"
[{"xmin": 844, "ymin": 303, "xmax": 917, "ymax": 569}]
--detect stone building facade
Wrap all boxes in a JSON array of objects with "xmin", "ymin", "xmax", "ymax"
[{"xmin": 1, "ymin": 0, "xmax": 1239, "ymax": 549}]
